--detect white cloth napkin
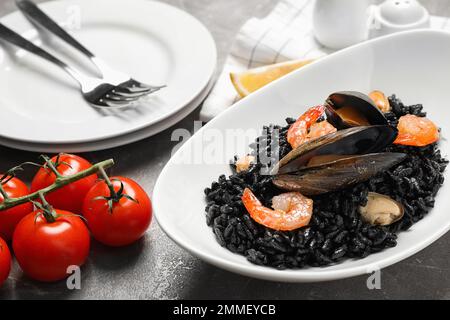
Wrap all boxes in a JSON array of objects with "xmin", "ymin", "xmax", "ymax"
[{"xmin": 200, "ymin": 0, "xmax": 450, "ymax": 122}]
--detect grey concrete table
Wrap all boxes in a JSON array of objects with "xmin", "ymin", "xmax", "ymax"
[{"xmin": 0, "ymin": 0, "xmax": 449, "ymax": 300}]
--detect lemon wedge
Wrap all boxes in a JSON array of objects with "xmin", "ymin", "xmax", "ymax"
[{"xmin": 230, "ymin": 59, "xmax": 314, "ymax": 98}]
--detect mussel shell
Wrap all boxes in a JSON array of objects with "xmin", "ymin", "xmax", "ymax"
[
  {"xmin": 274, "ymin": 125, "xmax": 398, "ymax": 175},
  {"xmin": 325, "ymin": 91, "xmax": 388, "ymax": 129},
  {"xmin": 272, "ymin": 152, "xmax": 407, "ymax": 196}
]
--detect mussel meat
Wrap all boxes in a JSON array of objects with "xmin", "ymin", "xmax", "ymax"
[
  {"xmin": 325, "ymin": 91, "xmax": 389, "ymax": 129},
  {"xmin": 359, "ymin": 192, "xmax": 404, "ymax": 225},
  {"xmin": 369, "ymin": 90, "xmax": 391, "ymax": 113}
]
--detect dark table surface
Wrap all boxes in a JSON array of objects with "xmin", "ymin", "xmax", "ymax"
[{"xmin": 0, "ymin": 0, "xmax": 450, "ymax": 300}]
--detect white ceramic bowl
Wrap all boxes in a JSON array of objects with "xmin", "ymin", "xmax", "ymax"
[{"xmin": 153, "ymin": 30, "xmax": 450, "ymax": 282}]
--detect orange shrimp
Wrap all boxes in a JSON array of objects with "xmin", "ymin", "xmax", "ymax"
[
  {"xmin": 307, "ymin": 120, "xmax": 337, "ymax": 141},
  {"xmin": 241, "ymin": 188, "xmax": 313, "ymax": 231},
  {"xmin": 287, "ymin": 105, "xmax": 336, "ymax": 148},
  {"xmin": 394, "ymin": 114, "xmax": 439, "ymax": 147}
]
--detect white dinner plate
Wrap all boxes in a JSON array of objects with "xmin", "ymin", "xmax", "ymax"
[
  {"xmin": 0, "ymin": 79, "xmax": 214, "ymax": 152},
  {"xmin": 153, "ymin": 30, "xmax": 450, "ymax": 282},
  {"xmin": 0, "ymin": 0, "xmax": 216, "ymax": 144}
]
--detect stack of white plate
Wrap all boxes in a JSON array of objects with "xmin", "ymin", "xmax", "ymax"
[{"xmin": 0, "ymin": 0, "xmax": 217, "ymax": 152}]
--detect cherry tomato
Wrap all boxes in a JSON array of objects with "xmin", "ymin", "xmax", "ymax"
[
  {"xmin": 83, "ymin": 177, "xmax": 152, "ymax": 247},
  {"xmin": 0, "ymin": 237, "xmax": 11, "ymax": 287},
  {"xmin": 31, "ymin": 154, "xmax": 97, "ymax": 214},
  {"xmin": 0, "ymin": 176, "xmax": 33, "ymax": 241},
  {"xmin": 13, "ymin": 210, "xmax": 90, "ymax": 282}
]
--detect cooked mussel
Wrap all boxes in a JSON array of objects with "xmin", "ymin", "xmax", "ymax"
[
  {"xmin": 369, "ymin": 90, "xmax": 391, "ymax": 113},
  {"xmin": 359, "ymin": 192, "xmax": 404, "ymax": 225},
  {"xmin": 325, "ymin": 91, "xmax": 389, "ymax": 129},
  {"xmin": 271, "ymin": 124, "xmax": 405, "ymax": 195},
  {"xmin": 272, "ymin": 153, "xmax": 407, "ymax": 196},
  {"xmin": 273, "ymin": 125, "xmax": 398, "ymax": 175}
]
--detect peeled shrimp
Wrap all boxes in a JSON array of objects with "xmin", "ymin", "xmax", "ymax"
[
  {"xmin": 307, "ymin": 120, "xmax": 337, "ymax": 141},
  {"xmin": 287, "ymin": 105, "xmax": 336, "ymax": 149},
  {"xmin": 394, "ymin": 114, "xmax": 439, "ymax": 147},
  {"xmin": 235, "ymin": 155, "xmax": 255, "ymax": 173},
  {"xmin": 241, "ymin": 188, "xmax": 313, "ymax": 231}
]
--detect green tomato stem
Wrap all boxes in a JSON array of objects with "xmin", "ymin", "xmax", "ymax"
[
  {"xmin": 0, "ymin": 183, "xmax": 9, "ymax": 201},
  {"xmin": 41, "ymin": 155, "xmax": 63, "ymax": 179},
  {"xmin": 98, "ymin": 166, "xmax": 117, "ymax": 199},
  {"xmin": 0, "ymin": 159, "xmax": 115, "ymax": 211},
  {"xmin": 37, "ymin": 191, "xmax": 56, "ymax": 223}
]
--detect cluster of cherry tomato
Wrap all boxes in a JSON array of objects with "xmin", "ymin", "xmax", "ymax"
[{"xmin": 0, "ymin": 154, "xmax": 152, "ymax": 284}]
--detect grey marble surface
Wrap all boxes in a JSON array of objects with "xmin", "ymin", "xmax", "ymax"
[{"xmin": 0, "ymin": 0, "xmax": 449, "ymax": 300}]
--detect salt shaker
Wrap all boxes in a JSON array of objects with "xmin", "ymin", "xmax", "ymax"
[
  {"xmin": 370, "ymin": 0, "xmax": 430, "ymax": 38},
  {"xmin": 313, "ymin": 0, "xmax": 371, "ymax": 50}
]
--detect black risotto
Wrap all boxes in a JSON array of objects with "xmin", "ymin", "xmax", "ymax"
[{"xmin": 204, "ymin": 95, "xmax": 448, "ymax": 269}]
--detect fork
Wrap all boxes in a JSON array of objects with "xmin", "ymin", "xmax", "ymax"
[
  {"xmin": 16, "ymin": 0, "xmax": 165, "ymax": 100},
  {"xmin": 0, "ymin": 23, "xmax": 150, "ymax": 108}
]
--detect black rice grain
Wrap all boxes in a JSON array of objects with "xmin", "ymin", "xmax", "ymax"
[{"xmin": 204, "ymin": 95, "xmax": 448, "ymax": 269}]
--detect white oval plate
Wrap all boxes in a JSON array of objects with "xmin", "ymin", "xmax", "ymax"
[
  {"xmin": 153, "ymin": 30, "xmax": 450, "ymax": 282},
  {"xmin": 0, "ymin": 0, "xmax": 216, "ymax": 144}
]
